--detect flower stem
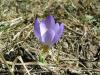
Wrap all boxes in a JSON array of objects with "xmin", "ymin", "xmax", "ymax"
[
  {"xmin": 41, "ymin": 45, "xmax": 49, "ymax": 53},
  {"xmin": 39, "ymin": 52, "xmax": 46, "ymax": 63}
]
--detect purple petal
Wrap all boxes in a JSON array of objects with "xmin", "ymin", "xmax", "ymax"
[
  {"xmin": 52, "ymin": 23, "xmax": 64, "ymax": 44},
  {"xmin": 34, "ymin": 18, "xmax": 41, "ymax": 39},
  {"xmin": 44, "ymin": 15, "xmax": 55, "ymax": 29},
  {"xmin": 39, "ymin": 20, "xmax": 48, "ymax": 36},
  {"xmin": 53, "ymin": 23, "xmax": 59, "ymax": 32},
  {"xmin": 41, "ymin": 29, "xmax": 55, "ymax": 46}
]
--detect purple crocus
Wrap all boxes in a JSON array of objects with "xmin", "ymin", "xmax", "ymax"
[{"xmin": 34, "ymin": 15, "xmax": 64, "ymax": 46}]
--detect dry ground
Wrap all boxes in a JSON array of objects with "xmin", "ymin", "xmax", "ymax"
[{"xmin": 0, "ymin": 0, "xmax": 100, "ymax": 75}]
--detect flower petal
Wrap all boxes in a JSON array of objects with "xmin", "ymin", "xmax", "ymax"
[
  {"xmin": 40, "ymin": 20, "xmax": 48, "ymax": 36},
  {"xmin": 54, "ymin": 23, "xmax": 59, "ymax": 32},
  {"xmin": 52, "ymin": 23, "xmax": 64, "ymax": 44},
  {"xmin": 41, "ymin": 29, "xmax": 55, "ymax": 46},
  {"xmin": 44, "ymin": 15, "xmax": 55, "ymax": 29},
  {"xmin": 34, "ymin": 18, "xmax": 41, "ymax": 39}
]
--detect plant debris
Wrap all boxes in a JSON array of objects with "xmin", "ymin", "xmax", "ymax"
[{"xmin": 0, "ymin": 0, "xmax": 100, "ymax": 75}]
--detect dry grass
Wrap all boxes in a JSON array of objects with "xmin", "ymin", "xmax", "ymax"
[{"xmin": 0, "ymin": 0, "xmax": 100, "ymax": 75}]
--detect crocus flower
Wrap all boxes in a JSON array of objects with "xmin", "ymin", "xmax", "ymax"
[{"xmin": 34, "ymin": 15, "xmax": 64, "ymax": 47}]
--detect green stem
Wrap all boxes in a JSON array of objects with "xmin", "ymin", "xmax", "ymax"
[{"xmin": 39, "ymin": 52, "xmax": 46, "ymax": 63}]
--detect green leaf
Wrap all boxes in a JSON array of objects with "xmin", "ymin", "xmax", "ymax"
[
  {"xmin": 80, "ymin": 14, "xmax": 96, "ymax": 23},
  {"xmin": 0, "ymin": 23, "xmax": 9, "ymax": 32}
]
